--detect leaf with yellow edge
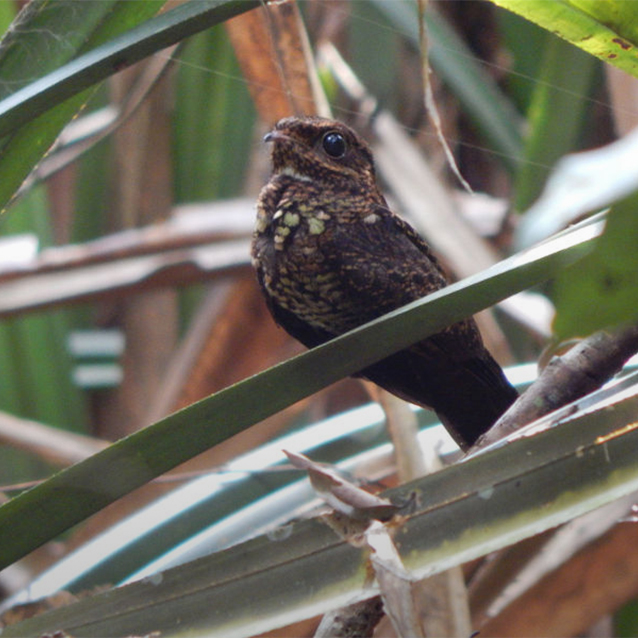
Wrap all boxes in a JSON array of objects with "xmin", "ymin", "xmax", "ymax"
[{"xmin": 489, "ymin": 0, "xmax": 638, "ymax": 79}]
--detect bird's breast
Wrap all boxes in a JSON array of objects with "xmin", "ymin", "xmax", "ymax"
[{"xmin": 253, "ymin": 192, "xmax": 365, "ymax": 332}]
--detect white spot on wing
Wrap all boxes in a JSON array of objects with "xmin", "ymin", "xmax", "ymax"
[{"xmin": 363, "ymin": 213, "xmax": 380, "ymax": 224}]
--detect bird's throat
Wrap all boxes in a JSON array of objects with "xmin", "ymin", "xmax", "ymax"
[{"xmin": 275, "ymin": 165, "xmax": 314, "ymax": 183}]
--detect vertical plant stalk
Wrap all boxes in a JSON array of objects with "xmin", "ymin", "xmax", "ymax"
[{"xmin": 226, "ymin": 0, "xmax": 329, "ymax": 120}]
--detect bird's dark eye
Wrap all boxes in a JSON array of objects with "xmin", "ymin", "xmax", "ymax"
[{"xmin": 322, "ymin": 131, "xmax": 347, "ymax": 158}]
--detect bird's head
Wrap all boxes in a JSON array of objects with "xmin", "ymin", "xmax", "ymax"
[{"xmin": 264, "ymin": 116, "xmax": 377, "ymax": 188}]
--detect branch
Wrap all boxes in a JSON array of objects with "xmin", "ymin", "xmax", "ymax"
[{"xmin": 473, "ymin": 324, "xmax": 638, "ymax": 450}]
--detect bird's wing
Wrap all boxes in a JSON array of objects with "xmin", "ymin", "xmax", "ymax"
[
  {"xmin": 323, "ymin": 206, "xmax": 517, "ymax": 446},
  {"xmin": 325, "ymin": 206, "xmax": 450, "ymax": 319},
  {"xmin": 324, "ymin": 204, "xmax": 492, "ymax": 363}
]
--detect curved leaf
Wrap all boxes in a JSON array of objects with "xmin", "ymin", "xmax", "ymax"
[
  {"xmin": 0, "ymin": 220, "xmax": 598, "ymax": 570},
  {"xmin": 0, "ymin": 0, "xmax": 260, "ymax": 211},
  {"xmin": 0, "ymin": 0, "xmax": 166, "ymax": 211}
]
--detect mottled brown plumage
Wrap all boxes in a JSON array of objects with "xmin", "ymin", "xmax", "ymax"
[{"xmin": 251, "ymin": 116, "xmax": 517, "ymax": 448}]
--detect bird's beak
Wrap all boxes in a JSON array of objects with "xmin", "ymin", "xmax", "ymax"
[{"xmin": 263, "ymin": 130, "xmax": 290, "ymax": 144}]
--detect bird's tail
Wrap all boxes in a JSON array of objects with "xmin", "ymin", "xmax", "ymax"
[{"xmin": 362, "ymin": 349, "xmax": 517, "ymax": 450}]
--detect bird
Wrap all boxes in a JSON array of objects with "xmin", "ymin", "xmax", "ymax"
[{"xmin": 251, "ymin": 116, "xmax": 517, "ymax": 449}]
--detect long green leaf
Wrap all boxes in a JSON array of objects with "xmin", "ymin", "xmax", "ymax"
[
  {"xmin": 0, "ymin": 220, "xmax": 598, "ymax": 570},
  {"xmin": 0, "ymin": 1, "xmax": 114, "ymax": 98}
]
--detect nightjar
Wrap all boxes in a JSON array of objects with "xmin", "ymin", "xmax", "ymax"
[{"xmin": 251, "ymin": 116, "xmax": 517, "ymax": 449}]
